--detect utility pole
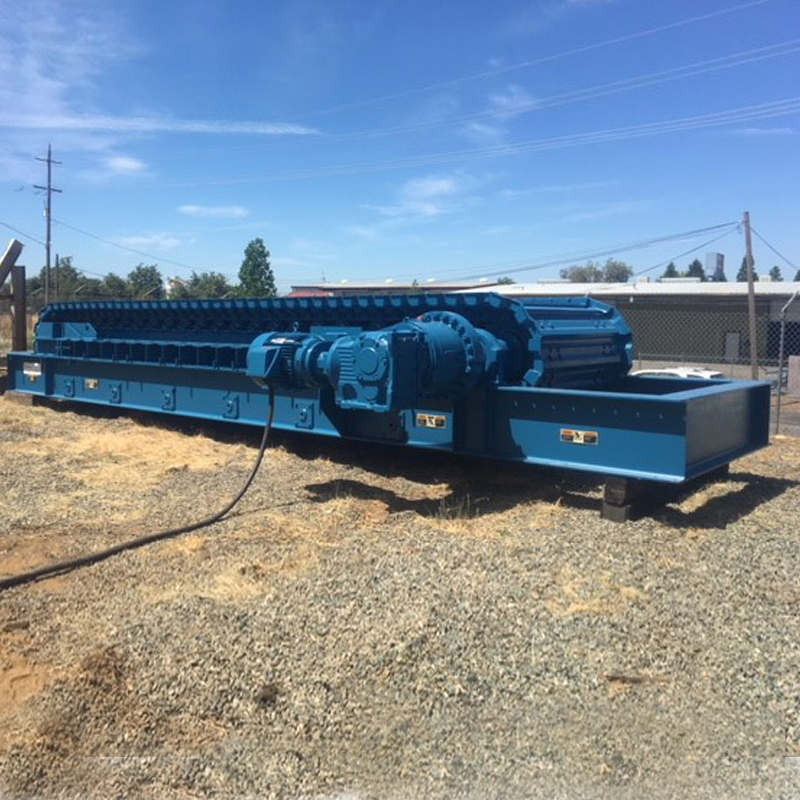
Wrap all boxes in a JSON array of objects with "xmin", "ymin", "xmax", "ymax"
[
  {"xmin": 743, "ymin": 210, "xmax": 758, "ymax": 380},
  {"xmin": 34, "ymin": 144, "xmax": 62, "ymax": 305}
]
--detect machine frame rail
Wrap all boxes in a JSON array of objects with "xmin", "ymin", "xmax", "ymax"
[{"xmin": 6, "ymin": 292, "xmax": 770, "ymax": 497}]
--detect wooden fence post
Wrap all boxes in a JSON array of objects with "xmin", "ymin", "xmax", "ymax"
[{"xmin": 12, "ymin": 264, "xmax": 27, "ymax": 351}]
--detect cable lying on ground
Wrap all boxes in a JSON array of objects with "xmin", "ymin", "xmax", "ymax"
[{"xmin": 0, "ymin": 388, "xmax": 275, "ymax": 592}]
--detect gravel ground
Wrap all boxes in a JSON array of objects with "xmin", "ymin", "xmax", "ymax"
[{"xmin": 0, "ymin": 396, "xmax": 799, "ymax": 800}]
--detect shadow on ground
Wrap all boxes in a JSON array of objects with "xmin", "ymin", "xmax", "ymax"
[
  {"xmin": 655, "ymin": 471, "xmax": 798, "ymax": 530},
  {"xmin": 31, "ymin": 398, "xmax": 798, "ymax": 527},
  {"xmin": 303, "ymin": 476, "xmax": 601, "ymax": 519}
]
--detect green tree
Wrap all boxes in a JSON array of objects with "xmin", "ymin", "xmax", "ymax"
[
  {"xmin": 560, "ymin": 261, "xmax": 604, "ymax": 282},
  {"xmin": 737, "ymin": 256, "xmax": 758, "ymax": 283},
  {"xmin": 601, "ymin": 259, "xmax": 633, "ymax": 282},
  {"xmin": 191, "ymin": 271, "xmax": 234, "ymax": 298},
  {"xmin": 169, "ymin": 271, "xmax": 236, "ymax": 299},
  {"xmin": 102, "ymin": 273, "xmax": 129, "ymax": 299},
  {"xmin": 795, "ymin": 269, "xmax": 800, "ymax": 281},
  {"xmin": 127, "ymin": 263, "xmax": 165, "ymax": 299},
  {"xmin": 496, "ymin": 276, "xmax": 515, "ymax": 285},
  {"xmin": 51, "ymin": 256, "xmax": 83, "ymax": 298},
  {"xmin": 75, "ymin": 277, "xmax": 104, "ymax": 298},
  {"xmin": 685, "ymin": 258, "xmax": 706, "ymax": 282},
  {"xmin": 25, "ymin": 256, "xmax": 87, "ymax": 308},
  {"xmin": 561, "ymin": 259, "xmax": 632, "ymax": 283},
  {"xmin": 661, "ymin": 262, "xmax": 679, "ymax": 279},
  {"xmin": 238, "ymin": 238, "xmax": 276, "ymax": 297},
  {"xmin": 769, "ymin": 265, "xmax": 783, "ymax": 282}
]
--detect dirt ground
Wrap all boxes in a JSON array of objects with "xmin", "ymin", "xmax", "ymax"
[{"xmin": 0, "ymin": 397, "xmax": 799, "ymax": 800}]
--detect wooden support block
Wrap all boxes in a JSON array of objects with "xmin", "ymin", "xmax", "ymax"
[
  {"xmin": 3, "ymin": 391, "xmax": 39, "ymax": 407},
  {"xmin": 601, "ymin": 464, "xmax": 732, "ymax": 523},
  {"xmin": 603, "ymin": 477, "xmax": 650, "ymax": 506}
]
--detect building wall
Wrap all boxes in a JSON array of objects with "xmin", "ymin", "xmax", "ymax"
[{"xmin": 607, "ymin": 298, "xmax": 773, "ymax": 361}]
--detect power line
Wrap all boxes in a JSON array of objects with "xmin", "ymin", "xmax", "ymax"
[
  {"xmin": 632, "ymin": 228, "xmax": 739, "ymax": 278},
  {"xmin": 433, "ymin": 222, "xmax": 739, "ymax": 283},
  {"xmin": 750, "ymin": 227, "xmax": 798, "ymax": 271},
  {"xmin": 0, "ymin": 220, "xmax": 45, "ymax": 246},
  {"xmin": 387, "ymin": 222, "xmax": 740, "ymax": 282},
  {"xmin": 51, "ymin": 217, "xmax": 211, "ymax": 272},
  {"xmin": 169, "ymin": 96, "xmax": 800, "ymax": 187},
  {"xmin": 334, "ymin": 37, "xmax": 800, "ymax": 141},
  {"xmin": 505, "ymin": 226, "xmax": 740, "ymax": 293},
  {"xmin": 524, "ymin": 227, "xmax": 740, "ymax": 295},
  {"xmin": 15, "ymin": 221, "xmax": 316, "ymax": 287},
  {"xmin": 294, "ymin": 0, "xmax": 781, "ymax": 120}
]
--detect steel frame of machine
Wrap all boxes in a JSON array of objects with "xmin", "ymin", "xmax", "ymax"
[{"xmin": 6, "ymin": 293, "xmax": 770, "ymax": 512}]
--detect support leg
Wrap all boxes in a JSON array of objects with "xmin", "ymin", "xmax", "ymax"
[{"xmin": 601, "ymin": 465, "xmax": 731, "ymax": 522}]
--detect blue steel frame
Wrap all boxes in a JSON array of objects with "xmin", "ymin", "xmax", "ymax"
[{"xmin": 6, "ymin": 293, "xmax": 770, "ymax": 483}]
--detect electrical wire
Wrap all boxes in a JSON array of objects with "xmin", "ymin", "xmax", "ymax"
[
  {"xmin": 433, "ymin": 222, "xmax": 739, "ymax": 283},
  {"xmin": 51, "ymin": 217, "xmax": 210, "ymax": 272},
  {"xmin": 180, "ymin": 29, "xmax": 800, "ymax": 156},
  {"xmin": 169, "ymin": 96, "xmax": 800, "ymax": 186},
  {"xmin": 750, "ymin": 227, "xmax": 798, "ymax": 271},
  {"xmin": 0, "ymin": 387, "xmax": 276, "ymax": 592},
  {"xmin": 383, "ymin": 221, "xmax": 739, "ymax": 282},
  {"xmin": 0, "ymin": 220, "xmax": 45, "ymax": 246},
  {"xmin": 572, "ymin": 226, "xmax": 741, "ymax": 294},
  {"xmin": 633, "ymin": 227, "xmax": 740, "ymax": 278},
  {"xmin": 333, "ymin": 38, "xmax": 800, "ymax": 141},
  {"xmin": 436, "ymin": 224, "xmax": 739, "ymax": 293},
  {"xmin": 293, "ymin": 0, "xmax": 781, "ymax": 120},
  {"xmin": 37, "ymin": 221, "xmax": 741, "ymax": 293}
]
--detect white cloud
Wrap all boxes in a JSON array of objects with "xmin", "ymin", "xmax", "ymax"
[
  {"xmin": 106, "ymin": 155, "xmax": 147, "ymax": 174},
  {"xmin": 498, "ymin": 179, "xmax": 620, "ymax": 198},
  {"xmin": 402, "ymin": 176, "xmax": 460, "ymax": 200},
  {"xmin": 77, "ymin": 153, "xmax": 150, "ymax": 183},
  {"xmin": 119, "ymin": 232, "xmax": 181, "ymax": 250},
  {"xmin": 462, "ymin": 120, "xmax": 506, "ymax": 145},
  {"xmin": 733, "ymin": 127, "xmax": 796, "ymax": 137},
  {"xmin": 349, "ymin": 172, "xmax": 478, "ymax": 239},
  {"xmin": 373, "ymin": 173, "xmax": 474, "ymax": 218},
  {"xmin": 0, "ymin": 0, "xmax": 136, "ymax": 179},
  {"xmin": 343, "ymin": 224, "xmax": 382, "ymax": 241},
  {"xmin": 0, "ymin": 114, "xmax": 318, "ymax": 136},
  {"xmin": 461, "ymin": 84, "xmax": 535, "ymax": 144},
  {"xmin": 498, "ymin": 0, "xmax": 621, "ymax": 37},
  {"xmin": 0, "ymin": 1, "xmax": 317, "ymax": 184},
  {"xmin": 178, "ymin": 204, "xmax": 250, "ymax": 219},
  {"xmin": 551, "ymin": 200, "xmax": 651, "ymax": 225},
  {"xmin": 489, "ymin": 84, "xmax": 536, "ymax": 118}
]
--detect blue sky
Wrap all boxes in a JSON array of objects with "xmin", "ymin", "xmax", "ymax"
[{"xmin": 1, "ymin": 0, "xmax": 799, "ymax": 292}]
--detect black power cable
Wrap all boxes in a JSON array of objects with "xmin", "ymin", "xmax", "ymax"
[{"xmin": 0, "ymin": 387, "xmax": 276, "ymax": 592}]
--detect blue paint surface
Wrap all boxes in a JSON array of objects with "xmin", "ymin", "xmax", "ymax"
[{"xmin": 8, "ymin": 293, "xmax": 770, "ymax": 482}]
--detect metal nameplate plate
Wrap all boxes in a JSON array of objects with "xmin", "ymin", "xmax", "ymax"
[
  {"xmin": 561, "ymin": 428, "xmax": 599, "ymax": 445},
  {"xmin": 416, "ymin": 413, "xmax": 447, "ymax": 429},
  {"xmin": 22, "ymin": 361, "xmax": 42, "ymax": 380}
]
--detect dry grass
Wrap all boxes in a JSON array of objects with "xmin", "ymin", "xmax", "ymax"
[
  {"xmin": 0, "ymin": 400, "xmax": 50, "ymax": 432},
  {"xmin": 1, "ymin": 414, "xmax": 250, "ymax": 489},
  {"xmin": 544, "ymin": 566, "xmax": 649, "ymax": 616}
]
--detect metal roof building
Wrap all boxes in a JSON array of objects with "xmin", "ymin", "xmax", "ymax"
[
  {"xmin": 287, "ymin": 280, "xmax": 501, "ymax": 297},
  {"xmin": 456, "ymin": 278, "xmax": 800, "ymax": 299}
]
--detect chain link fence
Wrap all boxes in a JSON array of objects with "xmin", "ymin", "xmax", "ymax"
[{"xmin": 612, "ymin": 294, "xmax": 800, "ymax": 435}]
